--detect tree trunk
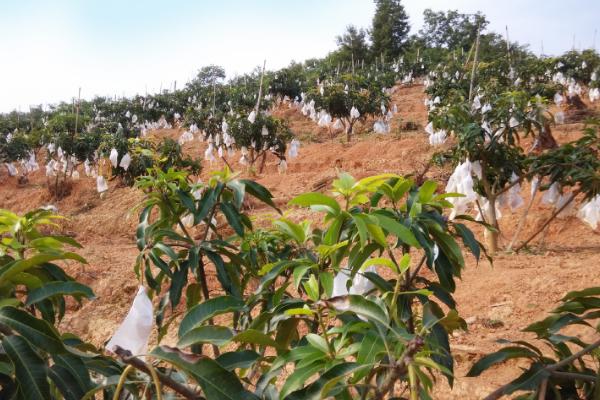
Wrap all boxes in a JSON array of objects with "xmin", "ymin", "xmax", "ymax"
[
  {"xmin": 346, "ymin": 119, "xmax": 354, "ymax": 142},
  {"xmin": 484, "ymin": 196, "xmax": 499, "ymax": 254},
  {"xmin": 259, "ymin": 151, "xmax": 267, "ymax": 174}
]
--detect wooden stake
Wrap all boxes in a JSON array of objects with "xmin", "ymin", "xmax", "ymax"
[{"xmin": 507, "ymin": 184, "xmax": 538, "ymax": 251}]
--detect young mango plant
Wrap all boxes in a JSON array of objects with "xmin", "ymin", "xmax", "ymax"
[
  {"xmin": 429, "ymin": 91, "xmax": 553, "ymax": 252},
  {"xmin": 0, "ymin": 132, "xmax": 31, "ymax": 179},
  {"xmin": 126, "ymin": 170, "xmax": 486, "ymax": 399},
  {"xmin": 0, "ymin": 209, "xmax": 123, "ymax": 400},
  {"xmin": 134, "ymin": 166, "xmax": 281, "ymax": 342},
  {"xmin": 510, "ymin": 120, "xmax": 600, "ymax": 252},
  {"xmin": 309, "ymin": 74, "xmax": 389, "ymax": 142},
  {"xmin": 246, "ymin": 173, "xmax": 487, "ymax": 399},
  {"xmin": 468, "ymin": 286, "xmax": 600, "ymax": 399}
]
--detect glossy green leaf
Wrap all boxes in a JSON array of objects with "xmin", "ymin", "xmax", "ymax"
[
  {"xmin": 26, "ymin": 282, "xmax": 95, "ymax": 306},
  {"xmin": 3, "ymin": 335, "xmax": 51, "ymax": 400},
  {"xmin": 179, "ymin": 296, "xmax": 245, "ymax": 338},
  {"xmin": 151, "ymin": 346, "xmax": 259, "ymax": 400}
]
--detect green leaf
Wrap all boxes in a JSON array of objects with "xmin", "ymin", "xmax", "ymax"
[
  {"xmin": 365, "ymin": 222, "xmax": 387, "ymax": 247},
  {"xmin": 418, "ymin": 180, "xmax": 438, "ymax": 203},
  {"xmin": 221, "ymin": 202, "xmax": 245, "ymax": 237},
  {"xmin": 49, "ymin": 354, "xmax": 93, "ymax": 400},
  {"xmin": 154, "ymin": 242, "xmax": 179, "ymax": 262},
  {"xmin": 357, "ymin": 331, "xmax": 384, "ymax": 364},
  {"xmin": 232, "ymin": 329, "xmax": 282, "ymax": 349},
  {"xmin": 279, "ymin": 362, "xmax": 325, "ymax": 399},
  {"xmin": 306, "ymin": 333, "xmax": 330, "ymax": 354},
  {"xmin": 284, "ymin": 307, "xmax": 315, "ymax": 316},
  {"xmin": 194, "ymin": 188, "xmax": 216, "ymax": 224},
  {"xmin": 179, "ymin": 296, "xmax": 245, "ymax": 338},
  {"xmin": 274, "ymin": 218, "xmax": 306, "ymax": 243},
  {"xmin": 3, "ymin": 335, "xmax": 51, "ymax": 400},
  {"xmin": 177, "ymin": 189, "xmax": 196, "ymax": 214},
  {"xmin": 467, "ymin": 347, "xmax": 540, "ymax": 377},
  {"xmin": 0, "ymin": 253, "xmax": 86, "ymax": 284},
  {"xmin": 26, "ymin": 282, "xmax": 95, "ymax": 306},
  {"xmin": 361, "ymin": 257, "xmax": 399, "ymax": 274},
  {"xmin": 289, "ymin": 193, "xmax": 341, "ymax": 216},
  {"xmin": 495, "ymin": 364, "xmax": 550, "ymax": 396},
  {"xmin": 178, "ymin": 325, "xmax": 234, "ymax": 347},
  {"xmin": 292, "ymin": 264, "xmax": 312, "ymax": 290},
  {"xmin": 216, "ymin": 350, "xmax": 260, "ymax": 371},
  {"xmin": 303, "ymin": 275, "xmax": 320, "ymax": 302},
  {"xmin": 49, "ymin": 365, "xmax": 86, "ymax": 400},
  {"xmin": 151, "ymin": 346, "xmax": 259, "ymax": 400},
  {"xmin": 285, "ymin": 362, "xmax": 362, "ymax": 400},
  {"xmin": 327, "ymin": 295, "xmax": 389, "ymax": 327},
  {"xmin": 454, "ymin": 223, "xmax": 480, "ymax": 262},
  {"xmin": 275, "ymin": 318, "xmax": 300, "ymax": 351},
  {"xmin": 52, "ymin": 354, "xmax": 92, "ymax": 397},
  {"xmin": 226, "ymin": 180, "xmax": 246, "ymax": 209},
  {"xmin": 320, "ymin": 271, "xmax": 334, "ymax": 298},
  {"xmin": 239, "ymin": 179, "xmax": 280, "ymax": 212},
  {"xmin": 0, "ymin": 306, "xmax": 65, "ymax": 352},
  {"xmin": 562, "ymin": 287, "xmax": 600, "ymax": 301},
  {"xmin": 372, "ymin": 214, "xmax": 420, "ymax": 247},
  {"xmin": 352, "ymin": 215, "xmax": 368, "ymax": 248}
]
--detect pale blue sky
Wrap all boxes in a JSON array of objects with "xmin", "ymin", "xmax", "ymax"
[{"xmin": 1, "ymin": 0, "xmax": 598, "ymax": 112}]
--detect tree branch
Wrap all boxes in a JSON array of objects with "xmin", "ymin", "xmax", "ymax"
[
  {"xmin": 114, "ymin": 346, "xmax": 204, "ymax": 399},
  {"xmin": 483, "ymin": 338, "xmax": 600, "ymax": 400}
]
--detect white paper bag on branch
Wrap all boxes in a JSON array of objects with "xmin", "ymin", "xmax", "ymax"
[{"xmin": 106, "ymin": 286, "xmax": 153, "ymax": 356}]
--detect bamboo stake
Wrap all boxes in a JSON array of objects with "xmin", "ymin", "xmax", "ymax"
[
  {"xmin": 514, "ymin": 191, "xmax": 578, "ymax": 252},
  {"xmin": 506, "ymin": 183, "xmax": 538, "ymax": 251}
]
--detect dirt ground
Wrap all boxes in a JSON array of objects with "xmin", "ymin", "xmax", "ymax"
[{"xmin": 1, "ymin": 84, "xmax": 599, "ymax": 399}]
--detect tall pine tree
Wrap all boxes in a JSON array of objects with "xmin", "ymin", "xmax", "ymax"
[{"xmin": 371, "ymin": 0, "xmax": 410, "ymax": 60}]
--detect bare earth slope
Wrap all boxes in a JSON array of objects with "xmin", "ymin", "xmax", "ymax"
[{"xmin": 0, "ymin": 84, "xmax": 599, "ymax": 398}]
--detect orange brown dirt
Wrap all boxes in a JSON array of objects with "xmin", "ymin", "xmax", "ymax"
[{"xmin": 1, "ymin": 84, "xmax": 599, "ymax": 399}]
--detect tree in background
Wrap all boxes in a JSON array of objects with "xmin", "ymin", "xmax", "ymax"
[
  {"xmin": 186, "ymin": 65, "xmax": 226, "ymax": 95},
  {"xmin": 371, "ymin": 0, "xmax": 410, "ymax": 60},
  {"xmin": 419, "ymin": 9, "xmax": 487, "ymax": 53},
  {"xmin": 334, "ymin": 25, "xmax": 370, "ymax": 66}
]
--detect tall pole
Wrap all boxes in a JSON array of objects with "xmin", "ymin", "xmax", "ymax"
[
  {"xmin": 74, "ymin": 87, "xmax": 81, "ymax": 134},
  {"xmin": 255, "ymin": 59, "xmax": 267, "ymax": 113},
  {"xmin": 469, "ymin": 23, "xmax": 481, "ymax": 104},
  {"xmin": 505, "ymin": 25, "xmax": 512, "ymax": 66}
]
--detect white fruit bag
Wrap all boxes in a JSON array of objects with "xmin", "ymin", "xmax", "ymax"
[
  {"xmin": 577, "ymin": 196, "xmax": 600, "ymax": 229},
  {"xmin": 96, "ymin": 176, "xmax": 108, "ymax": 193},
  {"xmin": 109, "ymin": 148, "xmax": 119, "ymax": 168},
  {"xmin": 248, "ymin": 110, "xmax": 257, "ymax": 124},
  {"xmin": 6, "ymin": 163, "xmax": 17, "ymax": 176},
  {"xmin": 331, "ymin": 266, "xmax": 376, "ymax": 297},
  {"xmin": 119, "ymin": 153, "xmax": 132, "ymax": 171},
  {"xmin": 106, "ymin": 286, "xmax": 153, "ymax": 356}
]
